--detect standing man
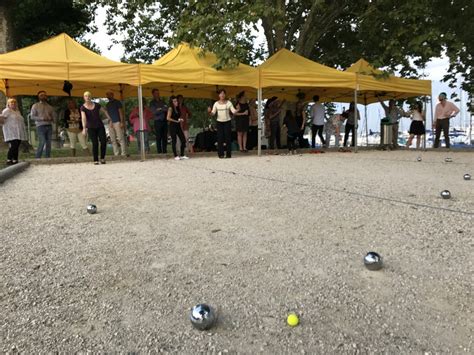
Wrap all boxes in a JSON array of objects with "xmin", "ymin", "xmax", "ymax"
[
  {"xmin": 378, "ymin": 98, "xmax": 404, "ymax": 149},
  {"xmin": 310, "ymin": 95, "xmax": 326, "ymax": 148},
  {"xmin": 434, "ymin": 92, "xmax": 460, "ymax": 148},
  {"xmin": 268, "ymin": 98, "xmax": 285, "ymax": 150},
  {"xmin": 106, "ymin": 91, "xmax": 127, "ymax": 156},
  {"xmin": 31, "ymin": 90, "xmax": 55, "ymax": 159},
  {"xmin": 149, "ymin": 89, "xmax": 168, "ymax": 154}
]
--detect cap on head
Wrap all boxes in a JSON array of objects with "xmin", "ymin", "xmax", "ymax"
[{"xmin": 439, "ymin": 92, "xmax": 447, "ymax": 100}]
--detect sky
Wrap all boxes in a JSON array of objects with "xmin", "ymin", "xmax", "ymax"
[{"xmin": 85, "ymin": 6, "xmax": 471, "ymax": 133}]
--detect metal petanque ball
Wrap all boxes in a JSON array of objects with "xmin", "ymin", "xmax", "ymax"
[
  {"xmin": 440, "ymin": 190, "xmax": 451, "ymax": 199},
  {"xmin": 417, "ymin": 156, "xmax": 422, "ymax": 162},
  {"xmin": 86, "ymin": 204, "xmax": 97, "ymax": 214},
  {"xmin": 364, "ymin": 252, "xmax": 383, "ymax": 271},
  {"xmin": 464, "ymin": 174, "xmax": 471, "ymax": 181},
  {"xmin": 190, "ymin": 304, "xmax": 216, "ymax": 330},
  {"xmin": 445, "ymin": 157, "xmax": 453, "ymax": 163}
]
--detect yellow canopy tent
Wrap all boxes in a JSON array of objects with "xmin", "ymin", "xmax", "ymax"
[
  {"xmin": 258, "ymin": 48, "xmax": 357, "ymax": 102},
  {"xmin": 135, "ymin": 43, "xmax": 258, "ymax": 99},
  {"xmin": 343, "ymin": 59, "xmax": 432, "ymax": 147},
  {"xmin": 256, "ymin": 49, "xmax": 359, "ymax": 153},
  {"xmin": 0, "ymin": 33, "xmax": 140, "ymax": 98},
  {"xmin": 132, "ymin": 43, "xmax": 259, "ymax": 158},
  {"xmin": 344, "ymin": 58, "xmax": 432, "ymax": 104}
]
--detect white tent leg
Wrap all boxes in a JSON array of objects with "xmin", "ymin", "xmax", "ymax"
[
  {"xmin": 354, "ymin": 89, "xmax": 358, "ymax": 152},
  {"xmin": 365, "ymin": 104, "xmax": 368, "ymax": 147},
  {"xmin": 138, "ymin": 85, "xmax": 146, "ymax": 161},
  {"xmin": 422, "ymin": 97, "xmax": 427, "ymax": 150},
  {"xmin": 430, "ymin": 95, "xmax": 434, "ymax": 149},
  {"xmin": 257, "ymin": 88, "xmax": 263, "ymax": 157}
]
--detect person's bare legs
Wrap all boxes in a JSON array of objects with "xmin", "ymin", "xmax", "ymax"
[
  {"xmin": 415, "ymin": 135, "xmax": 421, "ymax": 149},
  {"xmin": 406, "ymin": 134, "xmax": 414, "ymax": 148},
  {"xmin": 183, "ymin": 130, "xmax": 193, "ymax": 154},
  {"xmin": 243, "ymin": 132, "xmax": 248, "ymax": 151},
  {"xmin": 237, "ymin": 132, "xmax": 243, "ymax": 151}
]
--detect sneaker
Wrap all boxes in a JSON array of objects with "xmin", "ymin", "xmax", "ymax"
[
  {"xmin": 174, "ymin": 156, "xmax": 181, "ymax": 161},
  {"xmin": 180, "ymin": 156, "xmax": 189, "ymax": 160}
]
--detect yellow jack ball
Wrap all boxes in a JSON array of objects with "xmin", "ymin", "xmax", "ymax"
[{"xmin": 287, "ymin": 313, "xmax": 299, "ymax": 327}]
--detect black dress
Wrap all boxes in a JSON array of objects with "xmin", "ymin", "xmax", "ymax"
[
  {"xmin": 409, "ymin": 120, "xmax": 426, "ymax": 135},
  {"xmin": 235, "ymin": 102, "xmax": 250, "ymax": 133}
]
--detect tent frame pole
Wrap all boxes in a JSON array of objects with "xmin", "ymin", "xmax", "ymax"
[
  {"xmin": 422, "ymin": 97, "xmax": 427, "ymax": 150},
  {"xmin": 430, "ymin": 95, "xmax": 434, "ymax": 150},
  {"xmin": 365, "ymin": 95, "xmax": 368, "ymax": 148},
  {"xmin": 138, "ymin": 85, "xmax": 146, "ymax": 161},
  {"xmin": 354, "ymin": 89, "xmax": 358, "ymax": 152},
  {"xmin": 257, "ymin": 88, "xmax": 263, "ymax": 157}
]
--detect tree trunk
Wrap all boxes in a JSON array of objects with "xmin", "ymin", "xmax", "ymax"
[
  {"xmin": 0, "ymin": 3, "xmax": 13, "ymax": 55},
  {"xmin": 261, "ymin": 0, "xmax": 286, "ymax": 55}
]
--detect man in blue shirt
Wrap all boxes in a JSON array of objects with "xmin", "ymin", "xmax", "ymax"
[
  {"xmin": 149, "ymin": 89, "xmax": 168, "ymax": 154},
  {"xmin": 106, "ymin": 91, "xmax": 127, "ymax": 156}
]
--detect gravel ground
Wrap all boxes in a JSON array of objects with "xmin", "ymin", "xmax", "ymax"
[{"xmin": 1, "ymin": 150, "xmax": 473, "ymax": 353}]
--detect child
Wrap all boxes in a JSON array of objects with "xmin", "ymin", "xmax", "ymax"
[{"xmin": 283, "ymin": 110, "xmax": 299, "ymax": 154}]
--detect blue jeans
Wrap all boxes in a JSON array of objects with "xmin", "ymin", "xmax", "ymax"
[
  {"xmin": 35, "ymin": 125, "xmax": 52, "ymax": 158},
  {"xmin": 136, "ymin": 130, "xmax": 150, "ymax": 153}
]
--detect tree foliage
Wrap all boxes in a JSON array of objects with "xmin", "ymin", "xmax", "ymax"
[
  {"xmin": 87, "ymin": 0, "xmax": 472, "ymax": 104},
  {"xmin": 8, "ymin": 0, "xmax": 97, "ymax": 50}
]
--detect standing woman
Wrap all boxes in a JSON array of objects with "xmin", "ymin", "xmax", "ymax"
[
  {"xmin": 406, "ymin": 101, "xmax": 426, "ymax": 149},
  {"xmin": 295, "ymin": 92, "xmax": 306, "ymax": 147},
  {"xmin": 235, "ymin": 91, "xmax": 250, "ymax": 152},
  {"xmin": 177, "ymin": 95, "xmax": 193, "ymax": 154},
  {"xmin": 64, "ymin": 99, "xmax": 88, "ymax": 157},
  {"xmin": 208, "ymin": 89, "xmax": 238, "ymax": 158},
  {"xmin": 342, "ymin": 101, "xmax": 360, "ymax": 147},
  {"xmin": 248, "ymin": 99, "xmax": 258, "ymax": 150},
  {"xmin": 129, "ymin": 98, "xmax": 153, "ymax": 153},
  {"xmin": 167, "ymin": 96, "xmax": 189, "ymax": 160},
  {"xmin": 80, "ymin": 91, "xmax": 112, "ymax": 165},
  {"xmin": 0, "ymin": 98, "xmax": 27, "ymax": 165}
]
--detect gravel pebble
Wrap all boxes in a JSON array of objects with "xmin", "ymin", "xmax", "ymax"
[{"xmin": 0, "ymin": 150, "xmax": 472, "ymax": 353}]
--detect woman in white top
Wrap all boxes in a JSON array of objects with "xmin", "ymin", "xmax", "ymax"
[
  {"xmin": 405, "ymin": 101, "xmax": 425, "ymax": 149},
  {"xmin": 208, "ymin": 89, "xmax": 238, "ymax": 158},
  {"xmin": 0, "ymin": 98, "xmax": 27, "ymax": 165}
]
